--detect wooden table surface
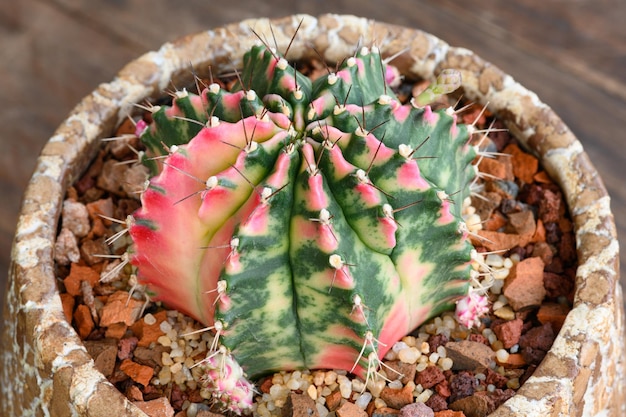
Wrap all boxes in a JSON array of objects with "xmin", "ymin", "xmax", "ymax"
[{"xmin": 1, "ymin": 1, "xmax": 625, "ymax": 316}]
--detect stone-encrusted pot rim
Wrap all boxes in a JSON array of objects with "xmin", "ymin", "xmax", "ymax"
[{"xmin": 2, "ymin": 13, "xmax": 623, "ymax": 416}]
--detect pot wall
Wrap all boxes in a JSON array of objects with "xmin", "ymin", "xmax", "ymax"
[{"xmin": 2, "ymin": 14, "xmax": 624, "ymax": 416}]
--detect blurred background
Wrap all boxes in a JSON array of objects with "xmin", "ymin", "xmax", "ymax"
[{"xmin": 1, "ymin": 0, "xmax": 625, "ymax": 316}]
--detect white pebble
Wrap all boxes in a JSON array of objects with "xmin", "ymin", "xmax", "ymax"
[
  {"xmin": 398, "ymin": 347, "xmax": 420, "ymax": 364},
  {"xmin": 493, "ymin": 268, "xmax": 510, "ymax": 280},
  {"xmin": 436, "ymin": 346, "xmax": 447, "ymax": 358},
  {"xmin": 416, "ymin": 362, "xmax": 429, "ymax": 372},
  {"xmin": 313, "ymin": 371, "xmax": 325, "ymax": 386},
  {"xmin": 486, "ymin": 254, "xmax": 504, "ymax": 267},
  {"xmin": 388, "ymin": 380, "xmax": 403, "ymax": 389},
  {"xmin": 143, "ymin": 313, "xmax": 157, "ymax": 325},
  {"xmin": 170, "ymin": 362, "xmax": 182, "ymax": 374},
  {"xmin": 307, "ymin": 384, "xmax": 317, "ymax": 400},
  {"xmin": 428, "ymin": 353, "xmax": 440, "ymax": 364},
  {"xmin": 316, "ymin": 403, "xmax": 329, "ymax": 417},
  {"xmin": 286, "ymin": 378, "xmax": 300, "ymax": 390},
  {"xmin": 159, "ymin": 321, "xmax": 172, "ymax": 333},
  {"xmin": 416, "ymin": 389, "xmax": 433, "ymax": 403},
  {"xmin": 161, "ymin": 352, "xmax": 174, "ymax": 366},
  {"xmin": 392, "ymin": 341, "xmax": 409, "ymax": 353},
  {"xmin": 374, "ymin": 398, "xmax": 387, "ymax": 409},
  {"xmin": 324, "ymin": 371, "xmax": 337, "ymax": 385},
  {"xmin": 496, "ymin": 349, "xmax": 510, "ymax": 362},
  {"xmin": 339, "ymin": 381, "xmax": 352, "ymax": 398},
  {"xmin": 157, "ymin": 335, "xmax": 172, "ymax": 347},
  {"xmin": 352, "ymin": 379, "xmax": 366, "ymax": 393},
  {"xmin": 355, "ymin": 392, "xmax": 372, "ymax": 409},
  {"xmin": 439, "ymin": 357, "xmax": 453, "ymax": 371}
]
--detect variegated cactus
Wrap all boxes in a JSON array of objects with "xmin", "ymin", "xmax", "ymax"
[{"xmin": 128, "ymin": 43, "xmax": 478, "ymax": 412}]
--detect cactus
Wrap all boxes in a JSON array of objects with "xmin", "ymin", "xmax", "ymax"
[{"xmin": 128, "ymin": 43, "xmax": 478, "ymax": 411}]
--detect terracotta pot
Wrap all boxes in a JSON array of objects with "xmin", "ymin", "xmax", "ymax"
[{"xmin": 2, "ymin": 14, "xmax": 624, "ymax": 416}]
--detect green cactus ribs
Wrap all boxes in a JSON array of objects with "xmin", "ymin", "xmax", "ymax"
[{"xmin": 128, "ymin": 42, "xmax": 478, "ymax": 393}]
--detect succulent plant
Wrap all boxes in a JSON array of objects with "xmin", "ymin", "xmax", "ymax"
[{"xmin": 128, "ymin": 42, "xmax": 478, "ymax": 411}]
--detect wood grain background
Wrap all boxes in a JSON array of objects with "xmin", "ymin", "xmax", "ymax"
[{"xmin": 1, "ymin": 1, "xmax": 625, "ymax": 316}]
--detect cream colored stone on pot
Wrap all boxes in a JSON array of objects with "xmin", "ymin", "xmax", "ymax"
[{"xmin": 2, "ymin": 14, "xmax": 624, "ymax": 417}]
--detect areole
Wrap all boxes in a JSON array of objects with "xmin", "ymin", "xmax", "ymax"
[{"xmin": 1, "ymin": 14, "xmax": 624, "ymax": 416}]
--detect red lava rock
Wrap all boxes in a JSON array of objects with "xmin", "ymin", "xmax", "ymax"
[
  {"xmin": 483, "ymin": 211, "xmax": 507, "ymax": 232},
  {"xmin": 99, "ymin": 290, "xmax": 144, "ymax": 327},
  {"xmin": 86, "ymin": 197, "xmax": 114, "ymax": 222},
  {"xmin": 60, "ymin": 292, "xmax": 75, "ymax": 323},
  {"xmin": 83, "ymin": 338, "xmax": 117, "ymax": 377},
  {"xmin": 507, "ymin": 211, "xmax": 536, "ymax": 247},
  {"xmin": 445, "ymin": 341, "xmax": 495, "ymax": 371},
  {"xmin": 120, "ymin": 358, "xmax": 154, "ymax": 387},
  {"xmin": 385, "ymin": 360, "xmax": 417, "ymax": 385},
  {"xmin": 488, "ymin": 388, "xmax": 516, "ymax": 410},
  {"xmin": 434, "ymin": 411, "xmax": 466, "ymax": 417},
  {"xmin": 97, "ymin": 159, "xmax": 132, "ymax": 196},
  {"xmin": 476, "ymin": 158, "xmax": 508, "ymax": 180},
  {"xmin": 336, "ymin": 401, "xmax": 366, "ymax": 417},
  {"xmin": 425, "ymin": 393, "xmax": 448, "ymax": 412},
  {"xmin": 282, "ymin": 392, "xmax": 320, "ymax": 417},
  {"xmin": 259, "ymin": 377, "xmax": 273, "ymax": 394},
  {"xmin": 435, "ymin": 380, "xmax": 451, "ymax": 398},
  {"xmin": 380, "ymin": 384, "xmax": 414, "ymax": 409},
  {"xmin": 449, "ymin": 393, "xmax": 491, "ymax": 417},
  {"xmin": 134, "ymin": 345, "xmax": 170, "ymax": 368},
  {"xmin": 117, "ymin": 336, "xmax": 139, "ymax": 361},
  {"xmin": 471, "ymin": 192, "xmax": 502, "ymax": 223},
  {"xmin": 519, "ymin": 323, "xmax": 555, "ymax": 365},
  {"xmin": 538, "ymin": 189, "xmax": 561, "ymax": 223},
  {"xmin": 170, "ymin": 383, "xmax": 185, "ymax": 410},
  {"xmin": 54, "ymin": 227, "xmax": 81, "ymax": 265},
  {"xmin": 484, "ymin": 179, "xmax": 519, "ymax": 200},
  {"xmin": 543, "ymin": 271, "xmax": 574, "ymax": 299},
  {"xmin": 373, "ymin": 407, "xmax": 400, "ymax": 417},
  {"xmin": 532, "ymin": 170, "xmax": 551, "ymax": 183},
  {"xmin": 537, "ymin": 302, "xmax": 570, "ymax": 333},
  {"xmin": 64, "ymin": 263, "xmax": 100, "ymax": 297},
  {"xmin": 427, "ymin": 334, "xmax": 449, "ymax": 353},
  {"xmin": 491, "ymin": 318, "xmax": 523, "ymax": 349},
  {"xmin": 448, "ymin": 371, "xmax": 477, "ymax": 403},
  {"xmin": 531, "ymin": 241, "xmax": 552, "ymax": 265},
  {"xmin": 325, "ymin": 390, "xmax": 342, "ymax": 411},
  {"xmin": 499, "ymin": 353, "xmax": 526, "ymax": 369},
  {"xmin": 131, "ymin": 310, "xmax": 167, "ymax": 347},
  {"xmin": 74, "ymin": 304, "xmax": 95, "ymax": 339},
  {"xmin": 472, "ymin": 230, "xmax": 520, "ymax": 253},
  {"xmin": 503, "ymin": 257, "xmax": 546, "ymax": 311},
  {"xmin": 415, "ymin": 366, "xmax": 446, "ymax": 389},
  {"xmin": 399, "ymin": 402, "xmax": 435, "ymax": 417},
  {"xmin": 126, "ymin": 384, "xmax": 144, "ymax": 402},
  {"xmin": 531, "ymin": 219, "xmax": 547, "ymax": 243},
  {"xmin": 105, "ymin": 322, "xmax": 128, "ymax": 339},
  {"xmin": 467, "ymin": 334, "xmax": 489, "ymax": 346},
  {"xmin": 133, "ymin": 397, "xmax": 175, "ymax": 417},
  {"xmin": 484, "ymin": 368, "xmax": 508, "ymax": 389},
  {"xmin": 504, "ymin": 143, "xmax": 538, "ymax": 184},
  {"xmin": 62, "ymin": 199, "xmax": 91, "ymax": 237},
  {"xmin": 80, "ymin": 237, "xmax": 110, "ymax": 265},
  {"xmin": 559, "ymin": 231, "xmax": 577, "ymax": 265}
]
